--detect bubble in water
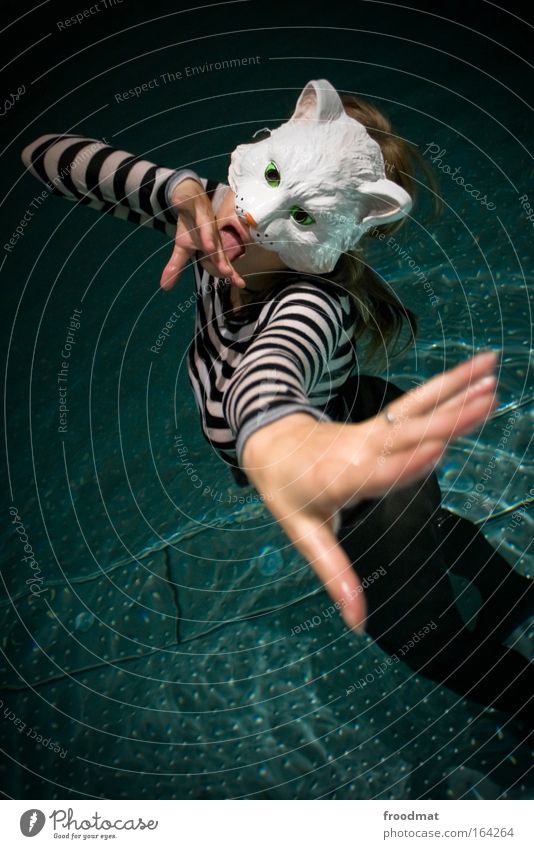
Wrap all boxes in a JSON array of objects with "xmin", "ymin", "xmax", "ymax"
[
  {"xmin": 255, "ymin": 545, "xmax": 283, "ymax": 576},
  {"xmin": 441, "ymin": 460, "xmax": 475, "ymax": 492},
  {"xmin": 74, "ymin": 612, "xmax": 95, "ymax": 632}
]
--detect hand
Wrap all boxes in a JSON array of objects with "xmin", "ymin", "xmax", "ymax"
[
  {"xmin": 241, "ymin": 350, "xmax": 500, "ymax": 634},
  {"xmin": 160, "ymin": 177, "xmax": 246, "ymax": 291}
]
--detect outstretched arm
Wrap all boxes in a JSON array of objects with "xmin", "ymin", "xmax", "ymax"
[
  {"xmin": 237, "ymin": 347, "xmax": 500, "ymax": 635},
  {"xmin": 20, "ymin": 134, "xmax": 245, "ymax": 287},
  {"xmin": 21, "ymin": 133, "xmax": 201, "ymax": 235}
]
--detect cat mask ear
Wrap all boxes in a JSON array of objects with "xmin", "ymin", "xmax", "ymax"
[
  {"xmin": 289, "ymin": 79, "xmax": 346, "ymax": 124},
  {"xmin": 289, "ymin": 80, "xmax": 412, "ymax": 228},
  {"xmin": 357, "ymin": 178, "xmax": 413, "ymax": 230}
]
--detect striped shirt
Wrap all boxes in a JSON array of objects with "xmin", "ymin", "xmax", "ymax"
[{"xmin": 21, "ymin": 134, "xmax": 359, "ymax": 486}]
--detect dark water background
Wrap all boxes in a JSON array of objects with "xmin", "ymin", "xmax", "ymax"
[{"xmin": 1, "ymin": 0, "xmax": 533, "ymax": 799}]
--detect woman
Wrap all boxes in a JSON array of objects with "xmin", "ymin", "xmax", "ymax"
[{"xmin": 21, "ymin": 80, "xmax": 533, "ymax": 724}]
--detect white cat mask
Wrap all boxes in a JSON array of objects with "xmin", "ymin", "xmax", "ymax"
[{"xmin": 228, "ymin": 79, "xmax": 412, "ymax": 274}]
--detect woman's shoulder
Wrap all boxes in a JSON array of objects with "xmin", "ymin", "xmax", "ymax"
[
  {"xmin": 272, "ymin": 273, "xmax": 350, "ymax": 300},
  {"xmin": 268, "ymin": 275, "xmax": 355, "ymax": 322}
]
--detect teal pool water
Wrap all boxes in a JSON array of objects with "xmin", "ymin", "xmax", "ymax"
[{"xmin": 1, "ymin": 0, "xmax": 533, "ymax": 799}]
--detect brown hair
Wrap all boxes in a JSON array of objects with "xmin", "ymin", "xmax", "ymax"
[{"xmin": 322, "ymin": 93, "xmax": 441, "ymax": 371}]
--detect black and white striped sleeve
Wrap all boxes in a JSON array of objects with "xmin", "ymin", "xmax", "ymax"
[
  {"xmin": 223, "ymin": 283, "xmax": 348, "ymax": 468},
  {"xmin": 20, "ymin": 133, "xmax": 213, "ymax": 237}
]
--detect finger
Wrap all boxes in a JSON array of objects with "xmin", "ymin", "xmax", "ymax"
[
  {"xmin": 431, "ymin": 382, "xmax": 499, "ymax": 439},
  {"xmin": 227, "ymin": 264, "xmax": 248, "ymax": 289},
  {"xmin": 288, "ymin": 513, "xmax": 367, "ymax": 634},
  {"xmin": 178, "ymin": 200, "xmax": 246, "ymax": 287},
  {"xmin": 364, "ymin": 439, "xmax": 446, "ymax": 498},
  {"xmin": 447, "ymin": 389, "xmax": 499, "ymax": 437},
  {"xmin": 191, "ymin": 210, "xmax": 242, "ymax": 284},
  {"xmin": 160, "ymin": 244, "xmax": 194, "ymax": 290},
  {"xmin": 211, "ymin": 241, "xmax": 247, "ymax": 289},
  {"xmin": 387, "ymin": 350, "xmax": 499, "ymax": 420},
  {"xmin": 379, "ymin": 387, "xmax": 498, "ymax": 453},
  {"xmin": 337, "ymin": 391, "xmax": 498, "ymax": 509},
  {"xmin": 438, "ymin": 372, "xmax": 497, "ymax": 412},
  {"xmin": 195, "ymin": 216, "xmax": 218, "ymax": 255},
  {"xmin": 195, "ymin": 213, "xmax": 229, "ymax": 273}
]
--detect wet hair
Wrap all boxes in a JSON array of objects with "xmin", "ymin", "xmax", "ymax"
[{"xmin": 322, "ymin": 93, "xmax": 442, "ymax": 371}]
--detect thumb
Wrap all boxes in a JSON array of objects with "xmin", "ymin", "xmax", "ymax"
[
  {"xmin": 160, "ymin": 244, "xmax": 194, "ymax": 290},
  {"xmin": 292, "ymin": 513, "xmax": 367, "ymax": 634}
]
